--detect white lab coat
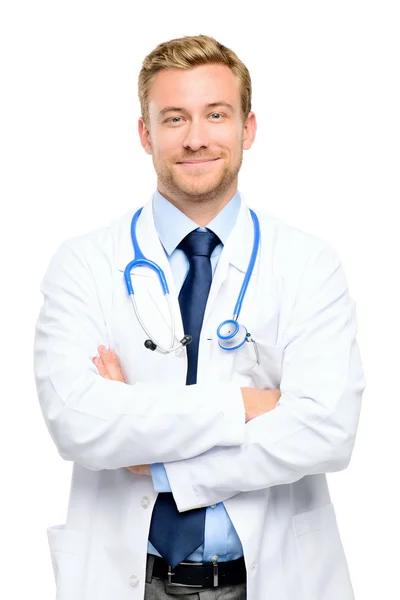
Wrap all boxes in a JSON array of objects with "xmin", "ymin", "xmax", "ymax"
[{"xmin": 34, "ymin": 193, "xmax": 365, "ymax": 600}]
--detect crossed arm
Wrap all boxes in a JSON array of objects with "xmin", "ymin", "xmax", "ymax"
[
  {"xmin": 92, "ymin": 344, "xmax": 282, "ymax": 477},
  {"xmin": 34, "ymin": 237, "xmax": 364, "ymax": 508}
]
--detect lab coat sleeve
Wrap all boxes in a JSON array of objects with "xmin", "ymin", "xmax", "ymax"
[
  {"xmin": 163, "ymin": 244, "xmax": 366, "ymax": 511},
  {"xmin": 33, "ymin": 238, "xmax": 245, "ymax": 471}
]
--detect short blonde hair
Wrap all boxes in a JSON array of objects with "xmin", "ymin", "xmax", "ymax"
[{"xmin": 138, "ymin": 34, "xmax": 252, "ymax": 126}]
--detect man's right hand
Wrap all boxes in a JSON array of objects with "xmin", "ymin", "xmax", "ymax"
[{"xmin": 241, "ymin": 388, "xmax": 281, "ymax": 422}]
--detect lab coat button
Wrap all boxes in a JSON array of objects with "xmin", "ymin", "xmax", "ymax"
[
  {"xmin": 141, "ymin": 496, "xmax": 150, "ymax": 508},
  {"xmin": 129, "ymin": 574, "xmax": 139, "ymax": 587}
]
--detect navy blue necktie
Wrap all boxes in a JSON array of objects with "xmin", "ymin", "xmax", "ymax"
[{"xmin": 148, "ymin": 229, "xmax": 221, "ymax": 568}]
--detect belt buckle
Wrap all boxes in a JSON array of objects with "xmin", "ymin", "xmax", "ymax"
[{"xmin": 167, "ymin": 561, "xmax": 218, "ymax": 588}]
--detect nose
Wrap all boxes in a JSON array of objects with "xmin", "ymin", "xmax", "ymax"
[{"xmin": 182, "ymin": 120, "xmax": 209, "ymax": 152}]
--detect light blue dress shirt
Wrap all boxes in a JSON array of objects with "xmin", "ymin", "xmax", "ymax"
[{"xmin": 148, "ymin": 188, "xmax": 244, "ymax": 563}]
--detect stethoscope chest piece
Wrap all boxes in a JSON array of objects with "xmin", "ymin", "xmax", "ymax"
[{"xmin": 217, "ymin": 319, "xmax": 248, "ymax": 350}]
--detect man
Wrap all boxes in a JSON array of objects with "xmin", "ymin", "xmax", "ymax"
[{"xmin": 34, "ymin": 34, "xmax": 365, "ymax": 600}]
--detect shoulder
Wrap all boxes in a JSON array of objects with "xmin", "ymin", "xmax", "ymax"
[
  {"xmin": 252, "ymin": 205, "xmax": 341, "ymax": 269},
  {"xmin": 42, "ymin": 207, "xmax": 138, "ymax": 277}
]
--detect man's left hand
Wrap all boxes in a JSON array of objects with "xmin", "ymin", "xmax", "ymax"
[{"xmin": 93, "ymin": 345, "xmax": 151, "ymax": 477}]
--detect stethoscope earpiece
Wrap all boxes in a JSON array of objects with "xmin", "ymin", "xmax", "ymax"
[
  {"xmin": 181, "ymin": 335, "xmax": 192, "ymax": 347},
  {"xmin": 144, "ymin": 334, "xmax": 192, "ymax": 352},
  {"xmin": 144, "ymin": 339, "xmax": 157, "ymax": 351}
]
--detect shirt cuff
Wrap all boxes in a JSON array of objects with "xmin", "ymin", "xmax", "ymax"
[{"xmin": 150, "ymin": 463, "xmax": 172, "ymax": 492}]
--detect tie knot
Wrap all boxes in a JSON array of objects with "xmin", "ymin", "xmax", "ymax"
[{"xmin": 178, "ymin": 229, "xmax": 221, "ymax": 259}]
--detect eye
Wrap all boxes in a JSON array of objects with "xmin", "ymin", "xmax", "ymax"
[
  {"xmin": 166, "ymin": 116, "xmax": 183, "ymax": 124},
  {"xmin": 210, "ymin": 113, "xmax": 223, "ymax": 120}
]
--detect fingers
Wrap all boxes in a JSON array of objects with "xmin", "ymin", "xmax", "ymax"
[
  {"xmin": 97, "ymin": 345, "xmax": 126, "ymax": 383},
  {"xmin": 126, "ymin": 465, "xmax": 151, "ymax": 476},
  {"xmin": 93, "ymin": 356, "xmax": 111, "ymax": 379}
]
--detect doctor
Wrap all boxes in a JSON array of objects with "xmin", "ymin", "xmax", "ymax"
[{"xmin": 34, "ymin": 34, "xmax": 365, "ymax": 600}]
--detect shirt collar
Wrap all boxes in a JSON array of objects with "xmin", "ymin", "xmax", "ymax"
[{"xmin": 152, "ymin": 189, "xmax": 242, "ymax": 256}]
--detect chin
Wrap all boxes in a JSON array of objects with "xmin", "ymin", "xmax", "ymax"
[{"xmin": 177, "ymin": 178, "xmax": 221, "ymax": 197}]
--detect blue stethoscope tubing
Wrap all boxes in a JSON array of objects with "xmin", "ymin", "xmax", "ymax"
[{"xmin": 124, "ymin": 206, "xmax": 260, "ymax": 355}]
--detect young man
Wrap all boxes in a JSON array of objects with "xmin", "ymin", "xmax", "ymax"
[{"xmin": 34, "ymin": 34, "xmax": 365, "ymax": 600}]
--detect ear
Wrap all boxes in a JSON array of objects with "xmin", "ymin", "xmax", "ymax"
[
  {"xmin": 242, "ymin": 112, "xmax": 257, "ymax": 151},
  {"xmin": 138, "ymin": 117, "xmax": 152, "ymax": 155}
]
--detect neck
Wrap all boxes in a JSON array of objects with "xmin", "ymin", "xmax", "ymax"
[{"xmin": 157, "ymin": 182, "xmax": 238, "ymax": 227}]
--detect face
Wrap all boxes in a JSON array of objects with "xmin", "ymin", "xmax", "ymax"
[{"xmin": 138, "ymin": 63, "xmax": 256, "ymax": 206}]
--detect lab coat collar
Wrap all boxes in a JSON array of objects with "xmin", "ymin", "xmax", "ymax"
[
  {"xmin": 116, "ymin": 191, "xmax": 258, "ymax": 276},
  {"xmin": 220, "ymin": 192, "xmax": 257, "ymax": 274}
]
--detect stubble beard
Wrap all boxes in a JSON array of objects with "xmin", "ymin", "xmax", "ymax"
[{"xmin": 153, "ymin": 150, "xmax": 243, "ymax": 205}]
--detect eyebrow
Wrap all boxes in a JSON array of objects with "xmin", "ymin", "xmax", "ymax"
[{"xmin": 158, "ymin": 102, "xmax": 235, "ymax": 118}]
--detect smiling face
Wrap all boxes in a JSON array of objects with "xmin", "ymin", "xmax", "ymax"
[{"xmin": 138, "ymin": 63, "xmax": 256, "ymax": 209}]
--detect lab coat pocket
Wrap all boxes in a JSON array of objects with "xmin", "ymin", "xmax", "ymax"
[
  {"xmin": 293, "ymin": 504, "xmax": 354, "ymax": 600},
  {"xmin": 235, "ymin": 342, "xmax": 284, "ymax": 389},
  {"xmin": 47, "ymin": 524, "xmax": 87, "ymax": 600}
]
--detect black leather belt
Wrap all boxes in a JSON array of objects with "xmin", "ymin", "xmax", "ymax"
[{"xmin": 151, "ymin": 555, "xmax": 246, "ymax": 588}]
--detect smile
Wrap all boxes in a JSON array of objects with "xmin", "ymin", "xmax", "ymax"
[{"xmin": 177, "ymin": 158, "xmax": 220, "ymax": 166}]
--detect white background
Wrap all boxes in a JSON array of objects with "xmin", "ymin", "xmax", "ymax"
[{"xmin": 1, "ymin": 1, "xmax": 399, "ymax": 598}]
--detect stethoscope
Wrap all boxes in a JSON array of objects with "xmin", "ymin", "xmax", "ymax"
[{"xmin": 124, "ymin": 207, "xmax": 260, "ymax": 362}]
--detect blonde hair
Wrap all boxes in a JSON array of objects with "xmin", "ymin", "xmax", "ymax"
[{"xmin": 138, "ymin": 34, "xmax": 252, "ymax": 126}]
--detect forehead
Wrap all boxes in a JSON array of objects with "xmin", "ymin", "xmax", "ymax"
[{"xmin": 148, "ymin": 64, "xmax": 241, "ymax": 114}]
